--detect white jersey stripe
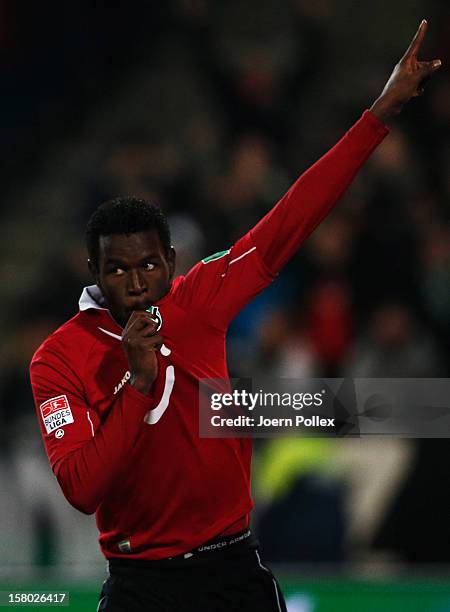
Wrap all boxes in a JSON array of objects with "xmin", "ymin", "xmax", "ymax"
[
  {"xmin": 144, "ymin": 365, "xmax": 175, "ymax": 425},
  {"xmin": 86, "ymin": 411, "xmax": 95, "ymax": 437},
  {"xmin": 98, "ymin": 327, "xmax": 122, "ymax": 341},
  {"xmin": 228, "ymin": 246, "xmax": 256, "ymax": 266}
]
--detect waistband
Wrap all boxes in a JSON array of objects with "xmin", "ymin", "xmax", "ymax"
[{"xmin": 108, "ymin": 529, "xmax": 258, "ymax": 572}]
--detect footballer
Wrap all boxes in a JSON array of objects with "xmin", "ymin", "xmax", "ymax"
[{"xmin": 30, "ymin": 21, "xmax": 440, "ymax": 611}]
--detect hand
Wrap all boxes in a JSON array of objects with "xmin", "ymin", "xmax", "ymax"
[
  {"xmin": 370, "ymin": 20, "xmax": 442, "ymax": 124},
  {"xmin": 122, "ymin": 311, "xmax": 163, "ymax": 395}
]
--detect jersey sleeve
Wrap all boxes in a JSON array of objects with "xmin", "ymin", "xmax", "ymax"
[
  {"xmin": 174, "ymin": 230, "xmax": 276, "ymax": 330},
  {"xmin": 250, "ymin": 110, "xmax": 388, "ymax": 273},
  {"xmin": 30, "ymin": 340, "xmax": 154, "ymax": 515},
  {"xmin": 174, "ymin": 110, "xmax": 388, "ymax": 329}
]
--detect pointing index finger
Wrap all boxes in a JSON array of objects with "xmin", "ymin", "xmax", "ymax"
[{"xmin": 401, "ymin": 19, "xmax": 427, "ymax": 62}]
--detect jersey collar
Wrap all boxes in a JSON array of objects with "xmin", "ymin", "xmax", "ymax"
[
  {"xmin": 79, "ymin": 285, "xmax": 123, "ymax": 336},
  {"xmin": 79, "ymin": 285, "xmax": 107, "ymax": 311}
]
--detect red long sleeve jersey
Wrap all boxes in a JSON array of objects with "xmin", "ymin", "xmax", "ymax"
[{"xmin": 30, "ymin": 111, "xmax": 387, "ymax": 560}]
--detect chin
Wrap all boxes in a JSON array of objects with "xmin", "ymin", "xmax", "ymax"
[{"xmin": 110, "ymin": 310, "xmax": 129, "ymax": 328}]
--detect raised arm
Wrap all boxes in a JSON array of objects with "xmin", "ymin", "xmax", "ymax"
[
  {"xmin": 251, "ymin": 20, "xmax": 441, "ymax": 274},
  {"xmin": 169, "ymin": 22, "xmax": 441, "ymax": 328}
]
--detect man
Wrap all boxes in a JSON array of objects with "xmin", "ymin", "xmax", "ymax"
[{"xmin": 30, "ymin": 21, "xmax": 440, "ymax": 612}]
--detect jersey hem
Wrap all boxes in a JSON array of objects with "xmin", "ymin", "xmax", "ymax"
[{"xmin": 101, "ymin": 502, "xmax": 253, "ymax": 561}]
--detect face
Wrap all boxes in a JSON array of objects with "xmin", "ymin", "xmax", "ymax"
[{"xmin": 90, "ymin": 229, "xmax": 175, "ymax": 327}]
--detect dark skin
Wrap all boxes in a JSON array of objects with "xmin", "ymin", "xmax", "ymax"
[
  {"xmin": 88, "ymin": 21, "xmax": 441, "ymax": 396},
  {"xmin": 370, "ymin": 20, "xmax": 441, "ymax": 123},
  {"xmin": 89, "ymin": 229, "xmax": 175, "ymax": 394}
]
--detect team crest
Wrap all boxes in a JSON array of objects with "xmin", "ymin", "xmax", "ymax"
[{"xmin": 146, "ymin": 305, "xmax": 163, "ymax": 331}]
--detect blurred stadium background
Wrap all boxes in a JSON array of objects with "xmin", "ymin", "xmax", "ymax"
[{"xmin": 1, "ymin": 0, "xmax": 449, "ymax": 610}]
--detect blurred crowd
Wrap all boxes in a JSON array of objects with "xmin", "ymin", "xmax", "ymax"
[{"xmin": 0, "ymin": 0, "xmax": 449, "ymax": 576}]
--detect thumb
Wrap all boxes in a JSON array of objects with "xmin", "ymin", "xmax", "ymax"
[
  {"xmin": 420, "ymin": 59, "xmax": 442, "ymax": 75},
  {"xmin": 416, "ymin": 59, "xmax": 441, "ymax": 95}
]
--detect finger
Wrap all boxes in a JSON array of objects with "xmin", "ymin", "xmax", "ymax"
[
  {"xmin": 141, "ymin": 334, "xmax": 164, "ymax": 348},
  {"xmin": 130, "ymin": 318, "xmax": 158, "ymax": 336},
  {"xmin": 140, "ymin": 321, "xmax": 162, "ymax": 338},
  {"xmin": 124, "ymin": 312, "xmax": 158, "ymax": 334},
  {"xmin": 148, "ymin": 334, "xmax": 164, "ymax": 346},
  {"xmin": 415, "ymin": 59, "xmax": 442, "ymax": 95},
  {"xmin": 401, "ymin": 19, "xmax": 427, "ymax": 63},
  {"xmin": 131, "ymin": 310, "xmax": 158, "ymax": 324},
  {"xmin": 417, "ymin": 58, "xmax": 442, "ymax": 78}
]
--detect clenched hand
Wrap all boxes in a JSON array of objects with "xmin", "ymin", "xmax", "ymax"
[{"xmin": 122, "ymin": 311, "xmax": 163, "ymax": 395}]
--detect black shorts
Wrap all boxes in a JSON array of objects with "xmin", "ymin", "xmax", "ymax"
[{"xmin": 97, "ymin": 530, "xmax": 287, "ymax": 612}]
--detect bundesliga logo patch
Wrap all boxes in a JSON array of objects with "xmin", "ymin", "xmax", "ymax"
[{"xmin": 40, "ymin": 395, "xmax": 74, "ymax": 434}]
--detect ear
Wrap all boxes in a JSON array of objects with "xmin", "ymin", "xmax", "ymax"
[
  {"xmin": 88, "ymin": 259, "xmax": 100, "ymax": 283},
  {"xmin": 167, "ymin": 247, "xmax": 176, "ymax": 281}
]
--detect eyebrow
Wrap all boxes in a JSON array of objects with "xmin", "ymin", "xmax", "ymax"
[{"xmin": 104, "ymin": 254, "xmax": 159, "ymax": 265}]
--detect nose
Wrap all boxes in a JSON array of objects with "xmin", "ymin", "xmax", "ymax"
[{"xmin": 127, "ymin": 269, "xmax": 147, "ymax": 295}]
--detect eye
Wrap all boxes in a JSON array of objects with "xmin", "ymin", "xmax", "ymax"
[
  {"xmin": 143, "ymin": 262, "xmax": 156, "ymax": 271},
  {"xmin": 108, "ymin": 267, "xmax": 125, "ymax": 276}
]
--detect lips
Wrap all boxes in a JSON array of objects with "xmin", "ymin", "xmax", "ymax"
[{"xmin": 126, "ymin": 300, "xmax": 152, "ymax": 312}]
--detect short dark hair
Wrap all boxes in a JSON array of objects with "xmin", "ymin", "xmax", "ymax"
[{"xmin": 86, "ymin": 196, "xmax": 171, "ymax": 269}]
